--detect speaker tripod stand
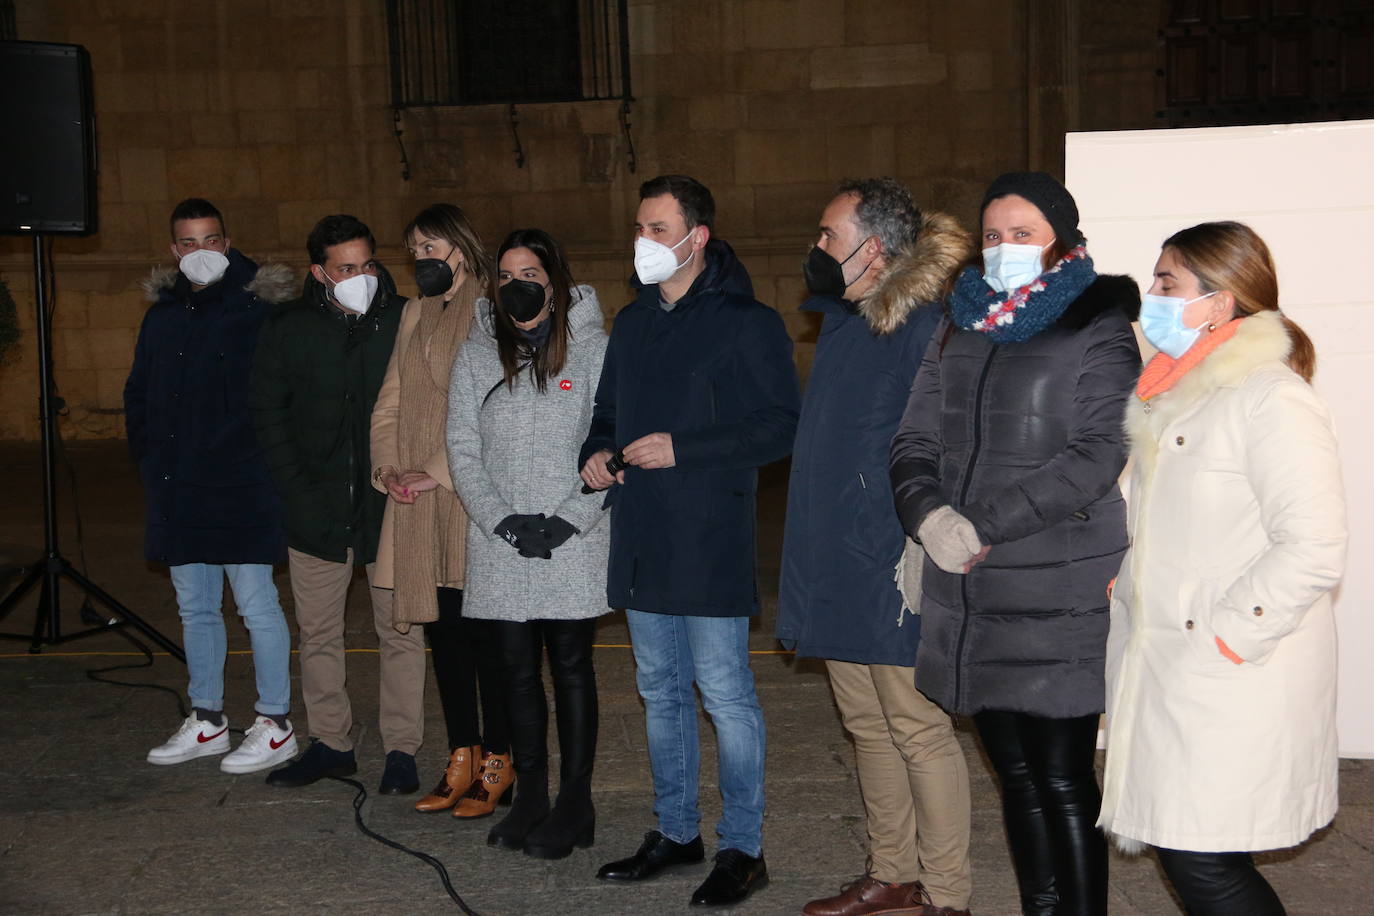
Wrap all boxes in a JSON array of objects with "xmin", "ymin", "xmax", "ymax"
[{"xmin": 0, "ymin": 234, "xmax": 184, "ymax": 661}]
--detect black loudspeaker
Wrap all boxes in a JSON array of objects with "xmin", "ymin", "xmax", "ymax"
[{"xmin": 0, "ymin": 41, "xmax": 97, "ymax": 235}]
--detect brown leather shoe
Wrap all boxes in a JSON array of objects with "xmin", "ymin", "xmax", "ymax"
[
  {"xmin": 802, "ymin": 876, "xmax": 966, "ymax": 916},
  {"xmin": 452, "ymin": 751, "xmax": 514, "ymax": 818},
  {"xmin": 413, "ymin": 745, "xmax": 480, "ymax": 813}
]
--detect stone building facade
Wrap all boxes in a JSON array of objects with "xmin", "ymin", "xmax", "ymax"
[{"xmin": 0, "ymin": 0, "xmax": 1160, "ymax": 441}]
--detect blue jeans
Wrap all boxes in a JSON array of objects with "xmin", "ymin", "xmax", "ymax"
[
  {"xmin": 626, "ymin": 610, "xmax": 766, "ymax": 856},
  {"xmin": 169, "ymin": 563, "xmax": 291, "ymax": 716}
]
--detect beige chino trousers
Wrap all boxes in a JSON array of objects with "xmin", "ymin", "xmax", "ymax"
[
  {"xmin": 287, "ymin": 547, "xmax": 426, "ymax": 755},
  {"xmin": 827, "ymin": 660, "xmax": 973, "ymax": 909}
]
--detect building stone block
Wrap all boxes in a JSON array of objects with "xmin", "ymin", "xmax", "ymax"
[
  {"xmin": 189, "ymin": 114, "xmax": 239, "ymax": 148},
  {"xmin": 116, "ymin": 149, "xmax": 169, "ymax": 204},
  {"xmin": 239, "ymin": 109, "xmax": 299, "ymax": 146},
  {"xmin": 169, "ymin": 148, "xmax": 263, "ymax": 202},
  {"xmin": 754, "ymin": 182, "xmax": 840, "ymax": 235},
  {"xmin": 951, "ymin": 50, "xmax": 997, "ymax": 92},
  {"xmin": 737, "ymin": 49, "xmax": 811, "ymax": 92},
  {"xmin": 810, "ymin": 43, "xmax": 947, "ymax": 90},
  {"xmin": 94, "ymin": 367, "xmax": 131, "ymax": 408},
  {"xmin": 231, "ymin": 70, "xmax": 284, "ymax": 112},
  {"xmin": 711, "ymin": 185, "xmax": 758, "ymax": 240},
  {"xmin": 277, "ymin": 200, "xmax": 343, "ymax": 249},
  {"xmin": 674, "ymin": 0, "xmax": 745, "ymax": 53},
  {"xmin": 689, "ymin": 94, "xmax": 747, "ymax": 132},
  {"xmin": 826, "ymin": 124, "xmax": 897, "ymax": 179},
  {"xmin": 86, "ymin": 291, "xmax": 145, "ymax": 331},
  {"xmin": 735, "ymin": 130, "xmax": 828, "ymax": 186},
  {"xmin": 51, "ymin": 292, "xmax": 90, "ymax": 330},
  {"xmin": 118, "ymin": 22, "xmax": 167, "ymax": 70},
  {"xmin": 843, "ymin": 0, "xmax": 929, "ymax": 46},
  {"xmin": 742, "ymin": 0, "xmax": 845, "ymax": 51},
  {"xmin": 257, "ymin": 145, "xmax": 327, "ymax": 201}
]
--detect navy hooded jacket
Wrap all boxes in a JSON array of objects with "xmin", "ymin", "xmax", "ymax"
[
  {"xmin": 579, "ymin": 239, "xmax": 800, "ymax": 617},
  {"xmin": 775, "ymin": 212, "xmax": 971, "ymax": 665},
  {"xmin": 124, "ymin": 249, "xmax": 293, "ymax": 566}
]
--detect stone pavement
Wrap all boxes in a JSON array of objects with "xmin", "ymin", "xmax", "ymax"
[{"xmin": 0, "ymin": 441, "xmax": 1369, "ymax": 915}]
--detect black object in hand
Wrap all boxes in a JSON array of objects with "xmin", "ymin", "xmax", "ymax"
[
  {"xmin": 494, "ymin": 513, "xmax": 547, "ymax": 553},
  {"xmin": 581, "ymin": 449, "xmax": 628, "ymax": 494},
  {"xmin": 541, "ymin": 516, "xmax": 579, "ymax": 551}
]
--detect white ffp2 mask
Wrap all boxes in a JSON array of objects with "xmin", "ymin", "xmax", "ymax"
[
  {"xmin": 178, "ymin": 248, "xmax": 230, "ymax": 287},
  {"xmin": 634, "ymin": 230, "xmax": 696, "ymax": 285}
]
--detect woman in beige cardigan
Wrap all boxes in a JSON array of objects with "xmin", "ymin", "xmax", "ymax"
[{"xmin": 370, "ymin": 203, "xmax": 512, "ymax": 817}]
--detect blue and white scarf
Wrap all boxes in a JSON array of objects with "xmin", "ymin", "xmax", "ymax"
[{"xmin": 950, "ymin": 244, "xmax": 1096, "ymax": 343}]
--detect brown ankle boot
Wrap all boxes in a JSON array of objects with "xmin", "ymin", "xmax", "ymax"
[
  {"xmin": 414, "ymin": 745, "xmax": 481, "ymax": 813},
  {"xmin": 452, "ymin": 751, "xmax": 514, "ymax": 819}
]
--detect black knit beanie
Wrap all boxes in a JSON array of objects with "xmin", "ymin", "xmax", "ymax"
[{"xmin": 981, "ymin": 171, "xmax": 1082, "ymax": 247}]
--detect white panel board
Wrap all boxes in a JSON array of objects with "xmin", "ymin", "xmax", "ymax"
[{"xmin": 1067, "ymin": 120, "xmax": 1374, "ymax": 758}]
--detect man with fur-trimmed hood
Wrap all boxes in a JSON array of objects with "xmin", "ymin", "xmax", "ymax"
[
  {"xmin": 776, "ymin": 179, "xmax": 975, "ymax": 916},
  {"xmin": 126, "ymin": 197, "xmax": 299, "ymax": 777}
]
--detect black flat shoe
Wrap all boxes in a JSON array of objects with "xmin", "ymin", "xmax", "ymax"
[
  {"xmin": 597, "ymin": 830, "xmax": 704, "ymax": 881},
  {"xmin": 378, "ymin": 750, "xmax": 420, "ymax": 796},
  {"xmin": 265, "ymin": 739, "xmax": 356, "ymax": 788},
  {"xmin": 690, "ymin": 848, "xmax": 767, "ymax": 907}
]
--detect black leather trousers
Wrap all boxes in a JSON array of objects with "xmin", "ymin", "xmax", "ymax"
[
  {"xmin": 1155, "ymin": 847, "xmax": 1286, "ymax": 915},
  {"xmin": 974, "ymin": 710, "xmax": 1107, "ymax": 916},
  {"xmin": 491, "ymin": 617, "xmax": 598, "ymax": 800},
  {"xmin": 425, "ymin": 587, "xmax": 510, "ymax": 753}
]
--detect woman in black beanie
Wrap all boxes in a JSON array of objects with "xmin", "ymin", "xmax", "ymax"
[{"xmin": 889, "ymin": 171, "xmax": 1141, "ymax": 915}]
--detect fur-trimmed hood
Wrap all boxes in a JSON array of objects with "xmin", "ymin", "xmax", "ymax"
[
  {"xmin": 1125, "ymin": 309, "xmax": 1293, "ymax": 470},
  {"xmin": 857, "ymin": 211, "xmax": 972, "ymax": 335},
  {"xmin": 141, "ymin": 250, "xmax": 295, "ymax": 305}
]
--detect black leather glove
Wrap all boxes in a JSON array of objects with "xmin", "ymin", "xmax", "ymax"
[
  {"xmin": 541, "ymin": 515, "xmax": 579, "ymax": 551},
  {"xmin": 516, "ymin": 528, "xmax": 553, "ymax": 560},
  {"xmin": 494, "ymin": 513, "xmax": 547, "ymax": 553}
]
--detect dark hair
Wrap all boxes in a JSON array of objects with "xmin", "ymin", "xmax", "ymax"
[
  {"xmin": 638, "ymin": 174, "xmax": 715, "ymax": 229},
  {"xmin": 1163, "ymin": 221, "xmax": 1316, "ymax": 383},
  {"xmin": 169, "ymin": 198, "xmax": 224, "ymax": 238},
  {"xmin": 306, "ymin": 214, "xmax": 375, "ymax": 266},
  {"xmin": 493, "ymin": 228, "xmax": 576, "ymax": 394},
  {"xmin": 403, "ymin": 203, "xmax": 492, "ymax": 296},
  {"xmin": 835, "ymin": 177, "xmax": 921, "ymax": 256}
]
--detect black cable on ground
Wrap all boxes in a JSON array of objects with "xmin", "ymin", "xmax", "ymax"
[{"xmin": 328, "ymin": 774, "xmax": 480, "ymax": 914}]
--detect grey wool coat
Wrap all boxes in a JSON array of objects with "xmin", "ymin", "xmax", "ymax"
[{"xmin": 445, "ymin": 286, "xmax": 612, "ymax": 622}]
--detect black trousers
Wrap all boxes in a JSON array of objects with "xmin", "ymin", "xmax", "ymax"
[
  {"xmin": 490, "ymin": 617, "xmax": 598, "ymax": 797},
  {"xmin": 424, "ymin": 587, "xmax": 510, "ymax": 754},
  {"xmin": 1155, "ymin": 847, "xmax": 1285, "ymax": 915},
  {"xmin": 974, "ymin": 710, "xmax": 1107, "ymax": 916}
]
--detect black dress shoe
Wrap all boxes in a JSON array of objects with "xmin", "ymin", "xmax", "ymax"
[
  {"xmin": 690, "ymin": 848, "xmax": 767, "ymax": 907},
  {"xmin": 265, "ymin": 739, "xmax": 357, "ymax": 788},
  {"xmin": 596, "ymin": 830, "xmax": 704, "ymax": 881},
  {"xmin": 378, "ymin": 750, "xmax": 420, "ymax": 795}
]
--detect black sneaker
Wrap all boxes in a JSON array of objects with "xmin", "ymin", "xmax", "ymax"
[
  {"xmin": 378, "ymin": 750, "xmax": 420, "ymax": 796},
  {"xmin": 265, "ymin": 738, "xmax": 356, "ymax": 788}
]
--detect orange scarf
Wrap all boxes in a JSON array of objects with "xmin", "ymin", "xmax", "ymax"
[{"xmin": 1136, "ymin": 318, "xmax": 1244, "ymax": 401}]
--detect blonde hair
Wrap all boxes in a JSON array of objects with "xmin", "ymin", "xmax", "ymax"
[{"xmin": 1162, "ymin": 221, "xmax": 1315, "ymax": 382}]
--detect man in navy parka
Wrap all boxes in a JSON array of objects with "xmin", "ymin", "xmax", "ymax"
[
  {"xmin": 580, "ymin": 175, "xmax": 799, "ymax": 908},
  {"xmin": 775, "ymin": 179, "xmax": 977, "ymax": 916}
]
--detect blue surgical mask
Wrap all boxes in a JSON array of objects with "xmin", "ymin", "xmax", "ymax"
[
  {"xmin": 982, "ymin": 241, "xmax": 1050, "ymax": 293},
  {"xmin": 1139, "ymin": 291, "xmax": 1218, "ymax": 359}
]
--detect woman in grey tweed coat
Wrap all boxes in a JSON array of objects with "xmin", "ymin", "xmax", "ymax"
[{"xmin": 445, "ymin": 228, "xmax": 610, "ymax": 861}]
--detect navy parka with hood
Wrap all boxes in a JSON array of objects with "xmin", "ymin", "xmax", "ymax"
[
  {"xmin": 124, "ymin": 249, "xmax": 294, "ymax": 566},
  {"xmin": 776, "ymin": 213, "xmax": 971, "ymax": 665},
  {"xmin": 579, "ymin": 239, "xmax": 800, "ymax": 617}
]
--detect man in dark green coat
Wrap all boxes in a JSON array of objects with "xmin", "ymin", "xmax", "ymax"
[{"xmin": 249, "ymin": 214, "xmax": 421, "ymax": 795}]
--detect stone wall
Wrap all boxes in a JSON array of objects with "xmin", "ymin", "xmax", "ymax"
[{"xmin": 0, "ymin": 0, "xmax": 1160, "ymax": 441}]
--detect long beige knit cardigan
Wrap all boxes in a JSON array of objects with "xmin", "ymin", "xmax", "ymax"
[{"xmin": 369, "ymin": 283, "xmax": 476, "ymax": 629}]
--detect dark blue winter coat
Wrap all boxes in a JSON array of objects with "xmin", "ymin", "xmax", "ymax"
[
  {"xmin": 579, "ymin": 239, "xmax": 800, "ymax": 617},
  {"xmin": 123, "ymin": 249, "xmax": 294, "ymax": 566},
  {"xmin": 775, "ymin": 214, "xmax": 971, "ymax": 665}
]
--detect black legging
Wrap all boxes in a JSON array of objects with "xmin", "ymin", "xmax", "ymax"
[
  {"xmin": 490, "ymin": 617, "xmax": 597, "ymax": 795},
  {"xmin": 1155, "ymin": 848, "xmax": 1285, "ymax": 915},
  {"xmin": 974, "ymin": 710, "xmax": 1106, "ymax": 916},
  {"xmin": 424, "ymin": 587, "xmax": 510, "ymax": 754}
]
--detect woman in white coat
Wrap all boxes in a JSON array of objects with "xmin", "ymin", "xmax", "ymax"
[
  {"xmin": 446, "ymin": 228, "xmax": 611, "ymax": 861},
  {"xmin": 1098, "ymin": 221, "xmax": 1347, "ymax": 915}
]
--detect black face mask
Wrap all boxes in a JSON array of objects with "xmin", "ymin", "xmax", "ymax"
[
  {"xmin": 500, "ymin": 278, "xmax": 549, "ymax": 323},
  {"xmin": 802, "ymin": 238, "xmax": 873, "ymax": 298},
  {"xmin": 414, "ymin": 258, "xmax": 454, "ymax": 298}
]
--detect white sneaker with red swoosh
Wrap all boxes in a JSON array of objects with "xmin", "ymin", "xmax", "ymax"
[
  {"xmin": 147, "ymin": 714, "xmax": 231, "ymax": 765},
  {"xmin": 220, "ymin": 715, "xmax": 297, "ymax": 774}
]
